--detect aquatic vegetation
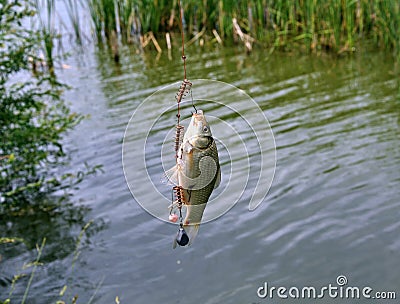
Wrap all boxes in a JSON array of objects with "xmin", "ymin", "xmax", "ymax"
[
  {"xmin": 0, "ymin": 218, "xmax": 103, "ymax": 303},
  {"xmin": 0, "ymin": 1, "xmax": 101, "ymax": 207},
  {"xmin": 33, "ymin": 0, "xmax": 57, "ymax": 74},
  {"xmin": 75, "ymin": 0, "xmax": 399, "ymax": 58},
  {"xmin": 64, "ymin": 0, "xmax": 85, "ymax": 45}
]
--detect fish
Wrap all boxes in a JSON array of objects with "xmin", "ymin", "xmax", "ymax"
[{"xmin": 166, "ymin": 110, "xmax": 221, "ymax": 247}]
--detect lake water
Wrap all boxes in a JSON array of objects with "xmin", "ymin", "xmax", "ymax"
[{"xmin": 1, "ymin": 45, "xmax": 399, "ymax": 303}]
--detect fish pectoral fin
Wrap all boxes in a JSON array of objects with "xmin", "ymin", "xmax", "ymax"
[
  {"xmin": 214, "ymin": 166, "xmax": 221, "ymax": 189},
  {"xmin": 163, "ymin": 165, "xmax": 180, "ymax": 186}
]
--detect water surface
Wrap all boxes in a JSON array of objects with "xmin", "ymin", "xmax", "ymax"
[{"xmin": 2, "ymin": 46, "xmax": 399, "ymax": 303}]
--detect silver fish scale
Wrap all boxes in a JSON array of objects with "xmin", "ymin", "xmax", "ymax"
[{"xmin": 181, "ymin": 138, "xmax": 220, "ymax": 226}]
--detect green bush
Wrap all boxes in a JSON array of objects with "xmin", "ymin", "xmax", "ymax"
[{"xmin": 0, "ymin": 1, "xmax": 93, "ymax": 207}]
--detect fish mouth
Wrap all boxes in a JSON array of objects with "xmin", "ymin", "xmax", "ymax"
[
  {"xmin": 192, "ymin": 111, "xmax": 207, "ymax": 124},
  {"xmin": 193, "ymin": 109, "xmax": 204, "ymax": 117}
]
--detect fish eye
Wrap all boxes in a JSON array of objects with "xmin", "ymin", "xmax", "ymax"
[{"xmin": 203, "ymin": 126, "xmax": 208, "ymax": 132}]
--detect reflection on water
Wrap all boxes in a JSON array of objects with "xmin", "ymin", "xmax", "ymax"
[
  {"xmin": 0, "ymin": 196, "xmax": 105, "ymax": 303},
  {"xmin": 2, "ymin": 45, "xmax": 399, "ymax": 303}
]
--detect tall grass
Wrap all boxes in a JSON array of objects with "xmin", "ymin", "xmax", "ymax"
[
  {"xmin": 70, "ymin": 0, "xmax": 399, "ymax": 57},
  {"xmin": 1, "ymin": 221, "xmax": 102, "ymax": 303},
  {"xmin": 64, "ymin": 0, "xmax": 84, "ymax": 45},
  {"xmin": 33, "ymin": 0, "xmax": 56, "ymax": 73}
]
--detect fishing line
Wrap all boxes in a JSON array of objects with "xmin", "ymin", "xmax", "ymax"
[
  {"xmin": 190, "ymin": 89, "xmax": 197, "ymax": 113},
  {"xmin": 178, "ymin": 0, "xmax": 187, "ymax": 81},
  {"xmin": 176, "ymin": 0, "xmax": 197, "ymax": 115},
  {"xmin": 169, "ymin": 0, "xmax": 192, "ymax": 247}
]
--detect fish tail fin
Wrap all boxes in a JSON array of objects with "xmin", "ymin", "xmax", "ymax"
[{"xmin": 184, "ymin": 224, "xmax": 200, "ymax": 246}]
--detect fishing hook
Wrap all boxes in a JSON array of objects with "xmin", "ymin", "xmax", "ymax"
[{"xmin": 190, "ymin": 89, "xmax": 197, "ymax": 114}]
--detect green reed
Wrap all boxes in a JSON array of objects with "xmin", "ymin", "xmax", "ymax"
[
  {"xmin": 21, "ymin": 239, "xmax": 46, "ymax": 304},
  {"xmin": 33, "ymin": 0, "xmax": 56, "ymax": 73},
  {"xmin": 65, "ymin": 0, "xmax": 84, "ymax": 45},
  {"xmin": 71, "ymin": 0, "xmax": 398, "ymax": 57}
]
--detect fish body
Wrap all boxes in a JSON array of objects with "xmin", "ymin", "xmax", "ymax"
[{"xmin": 167, "ymin": 110, "xmax": 220, "ymax": 247}]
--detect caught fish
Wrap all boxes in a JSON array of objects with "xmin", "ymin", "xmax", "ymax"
[{"xmin": 166, "ymin": 110, "xmax": 221, "ymax": 247}]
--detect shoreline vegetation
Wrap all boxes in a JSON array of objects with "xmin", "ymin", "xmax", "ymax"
[
  {"xmin": 79, "ymin": 0, "xmax": 399, "ymax": 61},
  {"xmin": 1, "ymin": 1, "xmax": 104, "ymax": 303},
  {"xmin": 1, "ymin": 1, "xmax": 399, "ymax": 303}
]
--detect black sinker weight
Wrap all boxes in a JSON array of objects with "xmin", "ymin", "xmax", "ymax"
[{"xmin": 176, "ymin": 227, "xmax": 189, "ymax": 246}]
